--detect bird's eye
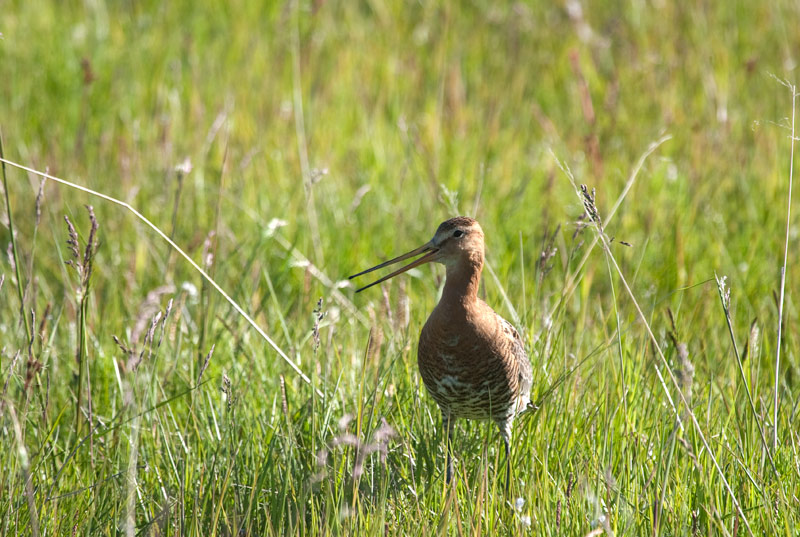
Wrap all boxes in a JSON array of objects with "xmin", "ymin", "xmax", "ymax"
[{"xmin": 453, "ymin": 230, "xmax": 464, "ymax": 238}]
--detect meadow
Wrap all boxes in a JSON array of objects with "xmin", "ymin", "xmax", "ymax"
[{"xmin": 1, "ymin": 0, "xmax": 799, "ymax": 535}]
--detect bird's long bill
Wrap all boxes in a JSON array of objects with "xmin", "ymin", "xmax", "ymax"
[{"xmin": 349, "ymin": 242, "xmax": 438, "ymax": 293}]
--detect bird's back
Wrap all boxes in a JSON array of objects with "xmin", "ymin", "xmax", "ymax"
[{"xmin": 418, "ymin": 299, "xmax": 532, "ymax": 422}]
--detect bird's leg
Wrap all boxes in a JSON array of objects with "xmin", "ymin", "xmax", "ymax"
[
  {"xmin": 496, "ymin": 418, "xmax": 513, "ymax": 493},
  {"xmin": 503, "ymin": 434, "xmax": 511, "ymax": 494},
  {"xmin": 443, "ymin": 411, "xmax": 455, "ymax": 485}
]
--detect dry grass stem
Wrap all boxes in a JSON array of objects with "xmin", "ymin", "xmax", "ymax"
[{"xmin": 772, "ymin": 79, "xmax": 796, "ymax": 451}]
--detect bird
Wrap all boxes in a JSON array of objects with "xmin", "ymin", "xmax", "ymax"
[{"xmin": 349, "ymin": 216, "xmax": 532, "ymax": 490}]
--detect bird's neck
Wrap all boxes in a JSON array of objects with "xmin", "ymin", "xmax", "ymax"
[{"xmin": 440, "ymin": 253, "xmax": 483, "ymax": 307}]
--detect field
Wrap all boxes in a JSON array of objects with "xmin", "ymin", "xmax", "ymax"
[{"xmin": 1, "ymin": 0, "xmax": 799, "ymax": 535}]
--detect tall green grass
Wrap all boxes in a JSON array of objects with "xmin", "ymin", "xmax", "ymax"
[{"xmin": 1, "ymin": 0, "xmax": 799, "ymax": 535}]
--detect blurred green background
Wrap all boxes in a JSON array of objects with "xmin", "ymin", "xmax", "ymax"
[{"xmin": 1, "ymin": 1, "xmax": 798, "ymax": 535}]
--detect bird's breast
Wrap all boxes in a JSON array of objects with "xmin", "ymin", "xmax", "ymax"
[{"xmin": 417, "ymin": 306, "xmax": 519, "ymax": 420}]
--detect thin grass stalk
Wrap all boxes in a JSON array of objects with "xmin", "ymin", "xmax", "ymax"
[
  {"xmin": 484, "ymin": 260, "xmax": 520, "ymax": 326},
  {"xmin": 350, "ymin": 334, "xmax": 371, "ymax": 514},
  {"xmin": 7, "ymin": 402, "xmax": 40, "ymax": 537},
  {"xmin": 198, "ymin": 236, "xmax": 211, "ymax": 376},
  {"xmin": 201, "ymin": 138, "xmax": 229, "ymax": 370},
  {"xmin": 654, "ymin": 422, "xmax": 679, "ymax": 537},
  {"xmin": 75, "ymin": 288, "xmax": 88, "ymax": 436},
  {"xmin": 0, "ymin": 131, "xmax": 32, "ymax": 340},
  {"xmin": 26, "ymin": 178, "xmax": 46, "ymax": 314},
  {"xmin": 604, "ymin": 251, "xmax": 629, "ymax": 427},
  {"xmin": 67, "ymin": 207, "xmax": 97, "ymax": 436},
  {"xmin": 0, "ymin": 157, "xmax": 317, "ymax": 393},
  {"xmin": 125, "ymin": 413, "xmax": 140, "ymax": 537},
  {"xmin": 518, "ymin": 232, "xmax": 527, "ymax": 326},
  {"xmin": 210, "ymin": 447, "xmax": 238, "ymax": 537},
  {"xmin": 291, "ymin": 0, "xmax": 323, "ymax": 265},
  {"xmin": 773, "ymin": 80, "xmax": 796, "ymax": 451},
  {"xmin": 714, "ymin": 275, "xmax": 778, "ymax": 477}
]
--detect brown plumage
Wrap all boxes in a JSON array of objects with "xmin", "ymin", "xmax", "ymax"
[{"xmin": 350, "ymin": 217, "xmax": 532, "ymax": 489}]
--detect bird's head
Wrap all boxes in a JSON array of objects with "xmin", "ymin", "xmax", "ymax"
[{"xmin": 349, "ymin": 216, "xmax": 484, "ymax": 293}]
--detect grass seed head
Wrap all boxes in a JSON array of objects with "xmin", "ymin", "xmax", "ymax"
[
  {"xmin": 63, "ymin": 206, "xmax": 100, "ymax": 295},
  {"xmin": 538, "ymin": 224, "xmax": 560, "ymax": 281},
  {"xmin": 221, "ymin": 373, "xmax": 235, "ymax": 411},
  {"xmin": 580, "ymin": 184, "xmax": 603, "ymax": 231},
  {"xmin": 197, "ymin": 344, "xmax": 214, "ymax": 384},
  {"xmin": 64, "ymin": 215, "xmax": 80, "ymax": 263},
  {"xmin": 312, "ymin": 297, "xmax": 326, "ymax": 354},
  {"xmin": 34, "ymin": 176, "xmax": 46, "ymax": 227}
]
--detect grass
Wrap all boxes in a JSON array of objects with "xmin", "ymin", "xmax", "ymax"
[{"xmin": 1, "ymin": 0, "xmax": 799, "ymax": 535}]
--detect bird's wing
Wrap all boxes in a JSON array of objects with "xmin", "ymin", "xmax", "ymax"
[{"xmin": 496, "ymin": 314, "xmax": 533, "ymax": 410}]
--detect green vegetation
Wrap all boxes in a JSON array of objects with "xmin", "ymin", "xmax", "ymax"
[{"xmin": 1, "ymin": 0, "xmax": 798, "ymax": 534}]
